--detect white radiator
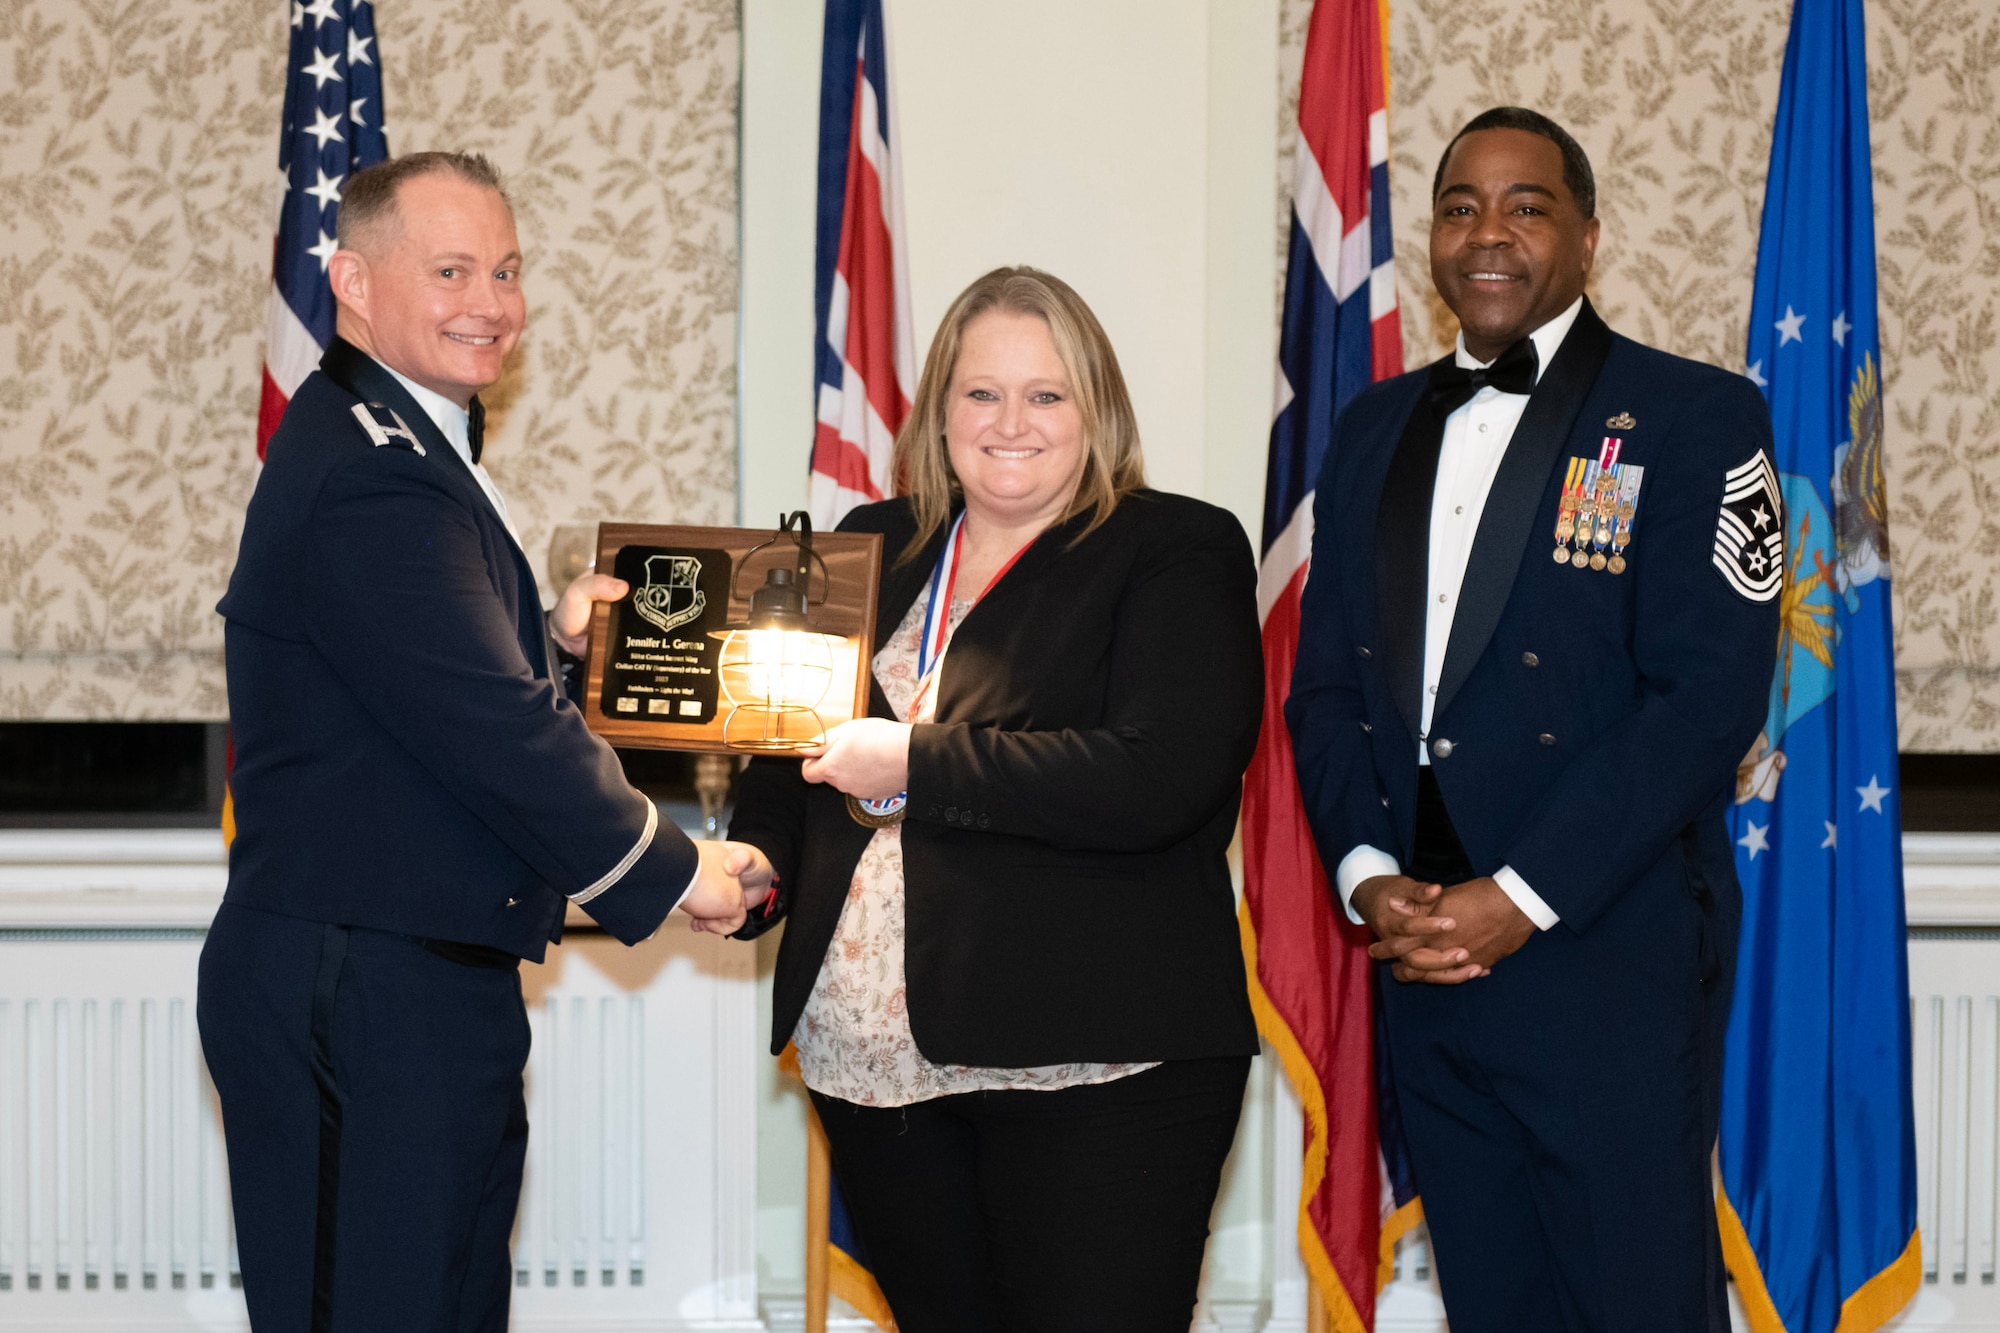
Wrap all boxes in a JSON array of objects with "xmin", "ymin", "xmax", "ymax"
[
  {"xmin": 0, "ymin": 978, "xmax": 235, "ymax": 1298},
  {"xmin": 516, "ymin": 993, "xmax": 652, "ymax": 1292},
  {"xmin": 0, "ymin": 826, "xmax": 764, "ymax": 1331},
  {"xmin": 2, "ymin": 830, "xmax": 1996, "ymax": 1330},
  {"xmin": 1909, "ymin": 932, "xmax": 2000, "ymax": 1327}
]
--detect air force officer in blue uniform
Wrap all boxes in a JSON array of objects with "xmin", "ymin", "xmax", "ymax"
[
  {"xmin": 1287, "ymin": 110, "xmax": 1782, "ymax": 1332},
  {"xmin": 198, "ymin": 153, "xmax": 755, "ymax": 1333}
]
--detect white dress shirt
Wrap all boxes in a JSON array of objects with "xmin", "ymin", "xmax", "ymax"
[
  {"xmin": 384, "ymin": 367, "xmax": 525, "ymax": 548},
  {"xmin": 383, "ymin": 366, "xmax": 700, "ymax": 915},
  {"xmin": 1332, "ymin": 298, "xmax": 1585, "ymax": 932}
]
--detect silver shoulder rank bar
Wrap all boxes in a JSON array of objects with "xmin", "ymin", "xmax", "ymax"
[{"xmin": 350, "ymin": 402, "xmax": 425, "ymax": 456}]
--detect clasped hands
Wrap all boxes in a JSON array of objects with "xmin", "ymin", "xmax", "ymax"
[{"xmin": 1352, "ymin": 874, "xmax": 1536, "ymax": 985}]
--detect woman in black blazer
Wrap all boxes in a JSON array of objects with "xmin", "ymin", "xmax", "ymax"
[{"xmin": 721, "ymin": 267, "xmax": 1262, "ymax": 1332}]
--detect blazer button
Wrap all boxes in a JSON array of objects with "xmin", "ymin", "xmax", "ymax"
[
  {"xmin": 1356, "ymin": 646, "xmax": 1372, "ymax": 659},
  {"xmin": 945, "ymin": 806, "xmax": 959, "ymax": 821},
  {"xmin": 1539, "ymin": 733, "xmax": 1556, "ymax": 745},
  {"xmin": 926, "ymin": 805, "xmax": 940, "ymax": 818},
  {"xmin": 1522, "ymin": 651, "xmax": 1540, "ymax": 667},
  {"xmin": 1431, "ymin": 738, "xmax": 1454, "ymax": 759},
  {"xmin": 977, "ymin": 814, "xmax": 990, "ymax": 830}
]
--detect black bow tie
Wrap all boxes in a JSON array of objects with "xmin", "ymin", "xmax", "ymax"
[
  {"xmin": 1427, "ymin": 337, "xmax": 1539, "ymax": 417},
  {"xmin": 469, "ymin": 395, "xmax": 486, "ymax": 464}
]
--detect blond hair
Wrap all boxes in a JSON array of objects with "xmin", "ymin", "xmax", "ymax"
[{"xmin": 893, "ymin": 266, "xmax": 1146, "ymax": 562}]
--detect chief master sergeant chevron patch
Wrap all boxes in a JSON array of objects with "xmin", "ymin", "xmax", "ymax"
[{"xmin": 1714, "ymin": 449, "xmax": 1784, "ymax": 602}]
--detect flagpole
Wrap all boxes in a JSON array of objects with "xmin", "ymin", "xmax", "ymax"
[
  {"xmin": 806, "ymin": 1105, "xmax": 831, "ymax": 1333},
  {"xmin": 1307, "ymin": 1281, "xmax": 1332, "ymax": 1333}
]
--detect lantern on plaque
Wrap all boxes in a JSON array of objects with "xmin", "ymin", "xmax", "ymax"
[{"xmin": 715, "ymin": 513, "xmax": 844, "ymax": 752}]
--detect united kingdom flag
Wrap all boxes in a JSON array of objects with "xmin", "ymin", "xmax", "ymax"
[
  {"xmin": 258, "ymin": 0, "xmax": 388, "ymax": 458},
  {"xmin": 808, "ymin": 0, "xmax": 913, "ymax": 528}
]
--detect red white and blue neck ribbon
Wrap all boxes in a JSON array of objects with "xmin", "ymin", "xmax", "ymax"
[{"xmin": 851, "ymin": 512, "xmax": 1029, "ymax": 822}]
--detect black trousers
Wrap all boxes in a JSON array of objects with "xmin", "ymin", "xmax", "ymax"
[
  {"xmin": 197, "ymin": 902, "xmax": 530, "ymax": 1333},
  {"xmin": 810, "ymin": 1056, "xmax": 1251, "ymax": 1333},
  {"xmin": 1384, "ymin": 770, "xmax": 1732, "ymax": 1333}
]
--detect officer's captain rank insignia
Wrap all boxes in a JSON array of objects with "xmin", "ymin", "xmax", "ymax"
[
  {"xmin": 1554, "ymin": 436, "xmax": 1646, "ymax": 574},
  {"xmin": 350, "ymin": 401, "xmax": 426, "ymax": 456},
  {"xmin": 1713, "ymin": 449, "xmax": 1784, "ymax": 602}
]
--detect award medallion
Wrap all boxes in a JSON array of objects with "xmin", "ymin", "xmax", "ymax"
[{"xmin": 847, "ymin": 793, "xmax": 907, "ymax": 828}]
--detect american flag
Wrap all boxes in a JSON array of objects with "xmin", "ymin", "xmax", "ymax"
[
  {"xmin": 809, "ymin": 0, "xmax": 913, "ymax": 529},
  {"xmin": 1238, "ymin": 0, "xmax": 1412, "ymax": 1327},
  {"xmin": 258, "ymin": 0, "xmax": 388, "ymax": 458}
]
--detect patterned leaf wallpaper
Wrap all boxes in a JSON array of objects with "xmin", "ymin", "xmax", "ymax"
[
  {"xmin": 0, "ymin": 0, "xmax": 738, "ymax": 720},
  {"xmin": 1282, "ymin": 0, "xmax": 2000, "ymax": 751}
]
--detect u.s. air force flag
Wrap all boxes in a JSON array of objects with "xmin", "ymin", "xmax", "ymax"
[{"xmin": 1718, "ymin": 1, "xmax": 1921, "ymax": 1329}]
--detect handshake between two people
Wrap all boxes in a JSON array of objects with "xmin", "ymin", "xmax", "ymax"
[{"xmin": 679, "ymin": 840, "xmax": 776, "ymax": 936}]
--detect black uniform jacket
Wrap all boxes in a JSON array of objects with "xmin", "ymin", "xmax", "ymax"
[
  {"xmin": 216, "ymin": 340, "xmax": 695, "ymax": 959},
  {"xmin": 731, "ymin": 490, "xmax": 1264, "ymax": 1068},
  {"xmin": 1286, "ymin": 300, "xmax": 1781, "ymax": 936}
]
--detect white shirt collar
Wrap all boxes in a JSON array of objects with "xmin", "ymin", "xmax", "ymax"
[
  {"xmin": 383, "ymin": 365, "xmax": 473, "ymax": 465},
  {"xmin": 380, "ymin": 364, "xmax": 524, "ymax": 550},
  {"xmin": 1453, "ymin": 295, "xmax": 1586, "ymax": 384}
]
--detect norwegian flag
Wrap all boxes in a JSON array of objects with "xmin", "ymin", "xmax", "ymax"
[
  {"xmin": 1237, "ymin": 0, "xmax": 1413, "ymax": 1328},
  {"xmin": 258, "ymin": 0, "xmax": 388, "ymax": 459},
  {"xmin": 809, "ymin": 0, "xmax": 914, "ymax": 528}
]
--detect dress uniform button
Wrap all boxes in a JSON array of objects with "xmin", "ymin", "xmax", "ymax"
[
  {"xmin": 1359, "ymin": 721, "xmax": 1372, "ymax": 733},
  {"xmin": 1522, "ymin": 652, "xmax": 1540, "ymax": 667},
  {"xmin": 978, "ymin": 814, "xmax": 990, "ymax": 830},
  {"xmin": 1431, "ymin": 738, "xmax": 1455, "ymax": 758},
  {"xmin": 945, "ymin": 806, "xmax": 959, "ymax": 821},
  {"xmin": 1381, "ymin": 796, "xmax": 1391, "ymax": 807},
  {"xmin": 1356, "ymin": 646, "xmax": 1372, "ymax": 659},
  {"xmin": 1539, "ymin": 733, "xmax": 1556, "ymax": 745}
]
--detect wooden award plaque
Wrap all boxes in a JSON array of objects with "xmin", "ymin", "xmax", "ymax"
[{"xmin": 581, "ymin": 522, "xmax": 882, "ymax": 754}]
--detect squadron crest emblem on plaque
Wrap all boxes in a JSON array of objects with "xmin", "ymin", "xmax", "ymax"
[{"xmin": 632, "ymin": 554, "xmax": 708, "ymax": 635}]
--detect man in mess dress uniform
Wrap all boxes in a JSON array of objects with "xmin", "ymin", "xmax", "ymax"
[
  {"xmin": 199, "ymin": 152, "xmax": 757, "ymax": 1333},
  {"xmin": 1286, "ymin": 108, "xmax": 1783, "ymax": 1332}
]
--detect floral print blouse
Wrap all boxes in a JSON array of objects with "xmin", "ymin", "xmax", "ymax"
[{"xmin": 791, "ymin": 586, "xmax": 1158, "ymax": 1107}]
